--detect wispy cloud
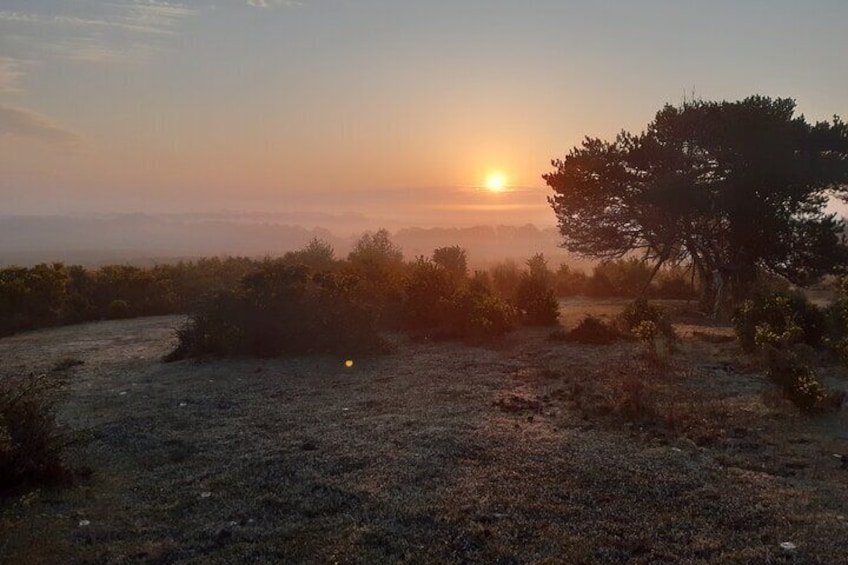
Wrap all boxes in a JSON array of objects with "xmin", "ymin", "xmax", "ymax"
[
  {"xmin": 0, "ymin": 103, "xmax": 82, "ymax": 146},
  {"xmin": 0, "ymin": 1, "xmax": 199, "ymax": 70},
  {"xmin": 245, "ymin": 1, "xmax": 303, "ymax": 7}
]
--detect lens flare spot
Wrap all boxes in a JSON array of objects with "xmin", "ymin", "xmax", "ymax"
[{"xmin": 345, "ymin": 359, "xmax": 354, "ymax": 368}]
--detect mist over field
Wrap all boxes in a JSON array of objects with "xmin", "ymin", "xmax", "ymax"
[{"xmin": 0, "ymin": 213, "xmax": 589, "ymax": 270}]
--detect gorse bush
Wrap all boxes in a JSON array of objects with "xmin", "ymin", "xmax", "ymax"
[
  {"xmin": 619, "ymin": 299, "xmax": 676, "ymax": 341},
  {"xmin": 402, "ymin": 257, "xmax": 516, "ymax": 339},
  {"xmin": 732, "ymin": 291, "xmax": 826, "ymax": 353},
  {"xmin": 764, "ymin": 349, "xmax": 828, "ymax": 414},
  {"xmin": 1, "ymin": 374, "xmax": 79, "ymax": 493},
  {"xmin": 514, "ymin": 258, "xmax": 559, "ymax": 326},
  {"xmin": 168, "ymin": 263, "xmax": 383, "ymax": 359}
]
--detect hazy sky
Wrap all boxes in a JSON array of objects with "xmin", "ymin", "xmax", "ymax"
[{"xmin": 1, "ymin": 0, "xmax": 847, "ymax": 226}]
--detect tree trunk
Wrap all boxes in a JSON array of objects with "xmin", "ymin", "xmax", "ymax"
[{"xmin": 638, "ymin": 256, "xmax": 667, "ymax": 299}]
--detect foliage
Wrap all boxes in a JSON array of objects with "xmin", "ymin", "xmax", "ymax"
[
  {"xmin": 545, "ymin": 96, "xmax": 848, "ymax": 313},
  {"xmin": 489, "ymin": 260, "xmax": 522, "ymax": 301},
  {"xmin": 346, "ymin": 229, "xmax": 406, "ymax": 327},
  {"xmin": 764, "ymin": 350, "xmax": 828, "ymax": 414},
  {"xmin": 514, "ymin": 273, "xmax": 559, "ymax": 326},
  {"xmin": 402, "ymin": 258, "xmax": 516, "ymax": 339},
  {"xmin": 619, "ymin": 299, "xmax": 676, "ymax": 342},
  {"xmin": 565, "ymin": 315, "xmax": 625, "ymax": 345},
  {"xmin": 432, "ymin": 246, "xmax": 468, "ymax": 281},
  {"xmin": 0, "ymin": 258, "xmax": 259, "ymax": 337},
  {"xmin": 589, "ymin": 258, "xmax": 653, "ymax": 298},
  {"xmin": 1, "ymin": 375, "xmax": 77, "ymax": 492},
  {"xmin": 553, "ymin": 263, "xmax": 588, "ymax": 297},
  {"xmin": 732, "ymin": 291, "xmax": 826, "ymax": 352},
  {"xmin": 823, "ymin": 276, "xmax": 848, "ymax": 362},
  {"xmin": 168, "ymin": 263, "xmax": 383, "ymax": 359},
  {"xmin": 282, "ymin": 237, "xmax": 338, "ymax": 272}
]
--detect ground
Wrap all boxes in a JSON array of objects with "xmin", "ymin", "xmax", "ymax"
[{"xmin": 1, "ymin": 300, "xmax": 847, "ymax": 564}]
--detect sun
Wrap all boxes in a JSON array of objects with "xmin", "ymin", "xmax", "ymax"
[{"xmin": 485, "ymin": 173, "xmax": 507, "ymax": 192}]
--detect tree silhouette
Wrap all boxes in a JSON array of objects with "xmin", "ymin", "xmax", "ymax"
[
  {"xmin": 544, "ymin": 96, "xmax": 848, "ymax": 314},
  {"xmin": 432, "ymin": 245, "xmax": 468, "ymax": 280}
]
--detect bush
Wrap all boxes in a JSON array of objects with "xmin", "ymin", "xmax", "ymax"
[
  {"xmin": 107, "ymin": 299, "xmax": 131, "ymax": 320},
  {"xmin": 764, "ymin": 350, "xmax": 828, "ymax": 413},
  {"xmin": 168, "ymin": 263, "xmax": 383, "ymax": 360},
  {"xmin": 732, "ymin": 291, "xmax": 826, "ymax": 353},
  {"xmin": 619, "ymin": 299, "xmax": 676, "ymax": 341},
  {"xmin": 514, "ymin": 274, "xmax": 559, "ymax": 326},
  {"xmin": 1, "ymin": 375, "xmax": 77, "ymax": 492},
  {"xmin": 554, "ymin": 264, "xmax": 589, "ymax": 297},
  {"xmin": 402, "ymin": 259, "xmax": 516, "ymax": 339},
  {"xmin": 823, "ymin": 276, "xmax": 848, "ymax": 362},
  {"xmin": 565, "ymin": 316, "xmax": 625, "ymax": 345}
]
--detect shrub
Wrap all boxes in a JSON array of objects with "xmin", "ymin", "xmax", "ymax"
[
  {"xmin": 554, "ymin": 264, "xmax": 589, "ymax": 297},
  {"xmin": 823, "ymin": 276, "xmax": 848, "ymax": 362},
  {"xmin": 1, "ymin": 375, "xmax": 79, "ymax": 492},
  {"xmin": 732, "ymin": 291, "xmax": 826, "ymax": 353},
  {"xmin": 168, "ymin": 263, "xmax": 383, "ymax": 360},
  {"xmin": 448, "ymin": 288, "xmax": 517, "ymax": 338},
  {"xmin": 107, "ymin": 299, "xmax": 131, "ymax": 320},
  {"xmin": 489, "ymin": 260, "xmax": 522, "ymax": 301},
  {"xmin": 514, "ymin": 274, "xmax": 559, "ymax": 326},
  {"xmin": 619, "ymin": 299, "xmax": 677, "ymax": 344},
  {"xmin": 651, "ymin": 266, "xmax": 696, "ymax": 299},
  {"xmin": 565, "ymin": 316, "xmax": 625, "ymax": 345},
  {"xmin": 402, "ymin": 259, "xmax": 456, "ymax": 333},
  {"xmin": 764, "ymin": 350, "xmax": 828, "ymax": 413},
  {"xmin": 590, "ymin": 258, "xmax": 653, "ymax": 298},
  {"xmin": 402, "ymin": 259, "xmax": 516, "ymax": 339}
]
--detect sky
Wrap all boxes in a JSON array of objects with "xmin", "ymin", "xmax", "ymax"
[{"xmin": 1, "ymin": 0, "xmax": 847, "ymax": 227}]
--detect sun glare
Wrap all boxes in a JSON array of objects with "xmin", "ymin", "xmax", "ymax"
[{"xmin": 485, "ymin": 173, "xmax": 507, "ymax": 192}]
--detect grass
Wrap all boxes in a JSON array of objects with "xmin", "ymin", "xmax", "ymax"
[{"xmin": 0, "ymin": 308, "xmax": 846, "ymax": 563}]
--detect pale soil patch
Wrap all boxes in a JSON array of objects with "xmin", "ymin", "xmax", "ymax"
[{"xmin": 1, "ymin": 310, "xmax": 847, "ymax": 564}]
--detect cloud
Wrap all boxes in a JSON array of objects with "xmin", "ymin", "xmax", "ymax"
[
  {"xmin": 0, "ymin": 2, "xmax": 199, "ymax": 70},
  {"xmin": 245, "ymin": 1, "xmax": 303, "ymax": 7},
  {"xmin": 0, "ymin": 103, "xmax": 81, "ymax": 146},
  {"xmin": 0, "ymin": 58, "xmax": 23, "ymax": 93},
  {"xmin": 0, "ymin": 3, "xmax": 197, "ymax": 35}
]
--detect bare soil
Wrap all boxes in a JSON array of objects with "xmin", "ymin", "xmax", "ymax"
[{"xmin": 1, "ymin": 302, "xmax": 847, "ymax": 564}]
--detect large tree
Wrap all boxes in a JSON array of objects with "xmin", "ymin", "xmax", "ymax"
[{"xmin": 544, "ymin": 96, "xmax": 848, "ymax": 314}]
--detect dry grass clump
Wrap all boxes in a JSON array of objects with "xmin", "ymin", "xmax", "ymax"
[{"xmin": 566, "ymin": 362, "xmax": 728, "ymax": 445}]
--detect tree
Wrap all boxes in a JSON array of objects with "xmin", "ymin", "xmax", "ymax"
[
  {"xmin": 544, "ymin": 96, "xmax": 848, "ymax": 314},
  {"xmin": 432, "ymin": 245, "xmax": 468, "ymax": 280},
  {"xmin": 283, "ymin": 237, "xmax": 337, "ymax": 272}
]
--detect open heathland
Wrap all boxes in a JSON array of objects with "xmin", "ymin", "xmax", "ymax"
[{"xmin": 1, "ymin": 300, "xmax": 847, "ymax": 564}]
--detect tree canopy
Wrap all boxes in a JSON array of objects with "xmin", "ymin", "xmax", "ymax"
[{"xmin": 544, "ymin": 96, "xmax": 848, "ymax": 313}]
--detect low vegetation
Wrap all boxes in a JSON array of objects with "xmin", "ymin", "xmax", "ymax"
[
  {"xmin": 0, "ymin": 374, "xmax": 80, "ymax": 494},
  {"xmin": 731, "ymin": 283, "xmax": 848, "ymax": 413}
]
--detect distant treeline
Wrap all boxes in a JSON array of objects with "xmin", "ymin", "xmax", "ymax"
[{"xmin": 0, "ymin": 231, "xmax": 695, "ymax": 338}]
